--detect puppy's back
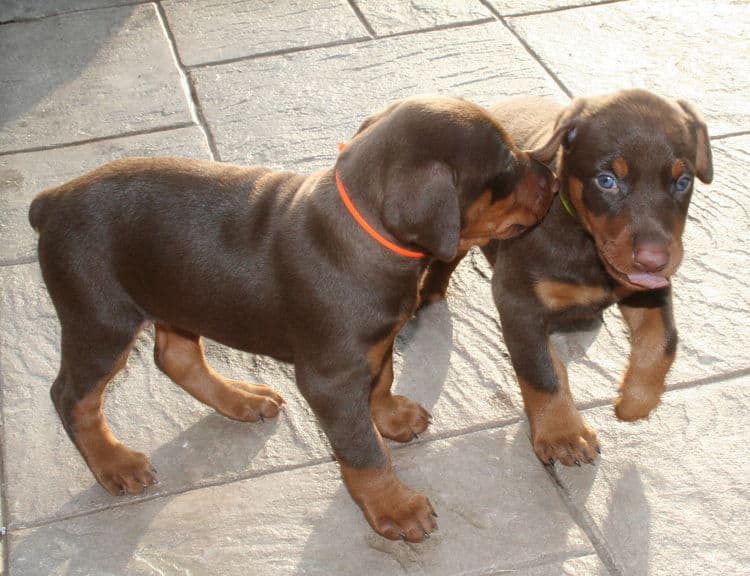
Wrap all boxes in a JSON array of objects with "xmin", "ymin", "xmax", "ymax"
[{"xmin": 488, "ymin": 97, "xmax": 564, "ymax": 151}]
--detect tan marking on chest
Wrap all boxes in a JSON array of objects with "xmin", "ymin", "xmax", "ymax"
[{"xmin": 535, "ymin": 279, "xmax": 611, "ymax": 311}]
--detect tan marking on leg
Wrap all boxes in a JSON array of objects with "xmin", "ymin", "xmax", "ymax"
[
  {"xmin": 340, "ymin": 450, "xmax": 437, "ymax": 542},
  {"xmin": 417, "ymin": 250, "xmax": 467, "ymax": 306},
  {"xmin": 72, "ymin": 349, "xmax": 157, "ymax": 495},
  {"xmin": 370, "ymin": 354, "xmax": 431, "ymax": 442},
  {"xmin": 519, "ymin": 345, "xmax": 599, "ymax": 465},
  {"xmin": 154, "ymin": 323, "xmax": 283, "ymax": 422},
  {"xmin": 612, "ymin": 157, "xmax": 629, "ymax": 179},
  {"xmin": 534, "ymin": 279, "xmax": 610, "ymax": 311},
  {"xmin": 615, "ymin": 306, "xmax": 673, "ymax": 421},
  {"xmin": 367, "ymin": 311, "xmax": 431, "ymax": 442}
]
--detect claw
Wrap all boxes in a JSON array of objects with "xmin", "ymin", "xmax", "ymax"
[
  {"xmin": 423, "ymin": 531, "xmax": 431, "ymax": 539},
  {"xmin": 574, "ymin": 460, "xmax": 581, "ymax": 467},
  {"xmin": 399, "ymin": 532, "xmax": 407, "ymax": 542},
  {"xmin": 413, "ymin": 432, "xmax": 419, "ymax": 440},
  {"xmin": 596, "ymin": 446, "xmax": 601, "ymax": 454},
  {"xmin": 258, "ymin": 414, "xmax": 265, "ymax": 423}
]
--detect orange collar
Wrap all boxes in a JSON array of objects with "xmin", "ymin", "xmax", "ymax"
[{"xmin": 334, "ymin": 169, "xmax": 426, "ymax": 259}]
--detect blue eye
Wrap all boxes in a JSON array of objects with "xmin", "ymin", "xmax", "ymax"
[
  {"xmin": 675, "ymin": 174, "xmax": 692, "ymax": 193},
  {"xmin": 595, "ymin": 172, "xmax": 618, "ymax": 191}
]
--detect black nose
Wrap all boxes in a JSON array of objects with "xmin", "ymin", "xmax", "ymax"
[{"xmin": 633, "ymin": 243, "xmax": 668, "ymax": 272}]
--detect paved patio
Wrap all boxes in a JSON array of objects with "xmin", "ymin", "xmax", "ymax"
[{"xmin": 0, "ymin": 1, "xmax": 748, "ymax": 574}]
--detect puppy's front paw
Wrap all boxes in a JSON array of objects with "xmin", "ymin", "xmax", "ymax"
[
  {"xmin": 372, "ymin": 395, "xmax": 431, "ymax": 442},
  {"xmin": 614, "ymin": 383, "xmax": 662, "ymax": 421},
  {"xmin": 92, "ymin": 444, "xmax": 158, "ymax": 496},
  {"xmin": 532, "ymin": 419, "xmax": 600, "ymax": 466},
  {"xmin": 366, "ymin": 486, "xmax": 437, "ymax": 542}
]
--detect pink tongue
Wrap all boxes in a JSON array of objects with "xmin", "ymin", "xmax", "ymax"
[{"xmin": 627, "ymin": 273, "xmax": 670, "ymax": 289}]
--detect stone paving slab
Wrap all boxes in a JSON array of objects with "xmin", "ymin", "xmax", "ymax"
[
  {"xmin": 0, "ymin": 126, "xmax": 210, "ymax": 265},
  {"xmin": 162, "ymin": 0, "xmax": 368, "ymax": 67},
  {"xmin": 354, "ymin": 0, "xmax": 492, "ymax": 36},
  {"xmin": 8, "ymin": 424, "xmax": 594, "ymax": 576},
  {"xmin": 0, "ymin": 3, "xmax": 192, "ymax": 153},
  {"xmin": 506, "ymin": 0, "xmax": 750, "ymax": 136},
  {"xmin": 0, "ymin": 0, "xmax": 131, "ymax": 22},
  {"xmin": 190, "ymin": 21, "xmax": 566, "ymax": 170},
  {"xmin": 520, "ymin": 554, "xmax": 609, "ymax": 576},
  {"xmin": 487, "ymin": 0, "xmax": 610, "ymax": 16},
  {"xmin": 554, "ymin": 375, "xmax": 750, "ymax": 576}
]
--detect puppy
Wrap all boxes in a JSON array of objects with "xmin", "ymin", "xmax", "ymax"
[
  {"xmin": 30, "ymin": 96, "xmax": 558, "ymax": 541},
  {"xmin": 421, "ymin": 90, "xmax": 712, "ymax": 466}
]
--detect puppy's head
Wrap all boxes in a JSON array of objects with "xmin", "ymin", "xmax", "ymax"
[
  {"xmin": 336, "ymin": 96, "xmax": 558, "ymax": 262},
  {"xmin": 533, "ymin": 89, "xmax": 713, "ymax": 290}
]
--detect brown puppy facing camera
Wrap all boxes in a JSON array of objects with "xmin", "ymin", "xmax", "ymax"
[
  {"xmin": 421, "ymin": 89, "xmax": 712, "ymax": 466},
  {"xmin": 30, "ymin": 96, "xmax": 557, "ymax": 542}
]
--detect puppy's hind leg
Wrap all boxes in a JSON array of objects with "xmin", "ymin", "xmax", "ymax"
[
  {"xmin": 52, "ymin": 318, "xmax": 158, "ymax": 496},
  {"xmin": 154, "ymin": 323, "xmax": 284, "ymax": 422}
]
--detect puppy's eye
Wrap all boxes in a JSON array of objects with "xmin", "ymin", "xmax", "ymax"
[
  {"xmin": 595, "ymin": 172, "xmax": 618, "ymax": 192},
  {"xmin": 674, "ymin": 174, "xmax": 692, "ymax": 193}
]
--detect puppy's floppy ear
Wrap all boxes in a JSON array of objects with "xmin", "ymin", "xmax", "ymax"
[
  {"xmin": 381, "ymin": 161, "xmax": 460, "ymax": 262},
  {"xmin": 528, "ymin": 99, "xmax": 586, "ymax": 163},
  {"xmin": 353, "ymin": 101, "xmax": 400, "ymax": 137},
  {"xmin": 677, "ymin": 99, "xmax": 713, "ymax": 184}
]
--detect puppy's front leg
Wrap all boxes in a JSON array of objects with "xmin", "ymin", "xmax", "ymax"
[
  {"xmin": 615, "ymin": 289, "xmax": 676, "ymax": 421},
  {"xmin": 295, "ymin": 359, "xmax": 437, "ymax": 542},
  {"xmin": 497, "ymin": 288, "xmax": 599, "ymax": 466}
]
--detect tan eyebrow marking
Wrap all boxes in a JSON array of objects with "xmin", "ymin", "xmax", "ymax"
[{"xmin": 612, "ymin": 157, "xmax": 629, "ymax": 179}]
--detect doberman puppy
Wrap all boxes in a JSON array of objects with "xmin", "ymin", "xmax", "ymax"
[
  {"xmin": 420, "ymin": 90, "xmax": 713, "ymax": 466},
  {"xmin": 30, "ymin": 96, "xmax": 558, "ymax": 542}
]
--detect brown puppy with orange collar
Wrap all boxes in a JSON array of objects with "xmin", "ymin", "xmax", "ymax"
[
  {"xmin": 421, "ymin": 90, "xmax": 712, "ymax": 466},
  {"xmin": 30, "ymin": 96, "xmax": 557, "ymax": 541}
]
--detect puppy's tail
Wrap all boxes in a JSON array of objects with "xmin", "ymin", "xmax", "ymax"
[{"xmin": 28, "ymin": 191, "xmax": 53, "ymax": 233}]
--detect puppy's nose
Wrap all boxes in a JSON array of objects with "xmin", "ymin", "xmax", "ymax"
[{"xmin": 633, "ymin": 243, "xmax": 668, "ymax": 272}]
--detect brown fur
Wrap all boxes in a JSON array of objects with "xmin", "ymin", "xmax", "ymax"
[
  {"xmin": 421, "ymin": 90, "xmax": 711, "ymax": 466},
  {"xmin": 32, "ymin": 96, "xmax": 558, "ymax": 540}
]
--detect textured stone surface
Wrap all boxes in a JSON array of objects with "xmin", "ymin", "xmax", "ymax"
[
  {"xmin": 555, "ymin": 377, "xmax": 750, "ymax": 576},
  {"xmin": 355, "ymin": 0, "xmax": 492, "ymax": 35},
  {"xmin": 0, "ymin": 4, "xmax": 192, "ymax": 152},
  {"xmin": 0, "ymin": 126, "xmax": 211, "ymax": 265},
  {"xmin": 191, "ymin": 21, "xmax": 566, "ymax": 170},
  {"xmin": 9, "ymin": 425, "xmax": 593, "ymax": 575},
  {"xmin": 486, "ymin": 0, "xmax": 609, "ymax": 15},
  {"xmin": 520, "ymin": 554, "xmax": 609, "ymax": 576},
  {"xmin": 162, "ymin": 0, "xmax": 368, "ymax": 67},
  {"xmin": 0, "ymin": 0, "xmax": 130, "ymax": 21},
  {"xmin": 507, "ymin": 0, "xmax": 750, "ymax": 136}
]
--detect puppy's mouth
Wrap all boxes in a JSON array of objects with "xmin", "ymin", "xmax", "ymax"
[{"xmin": 600, "ymin": 256, "xmax": 670, "ymax": 290}]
